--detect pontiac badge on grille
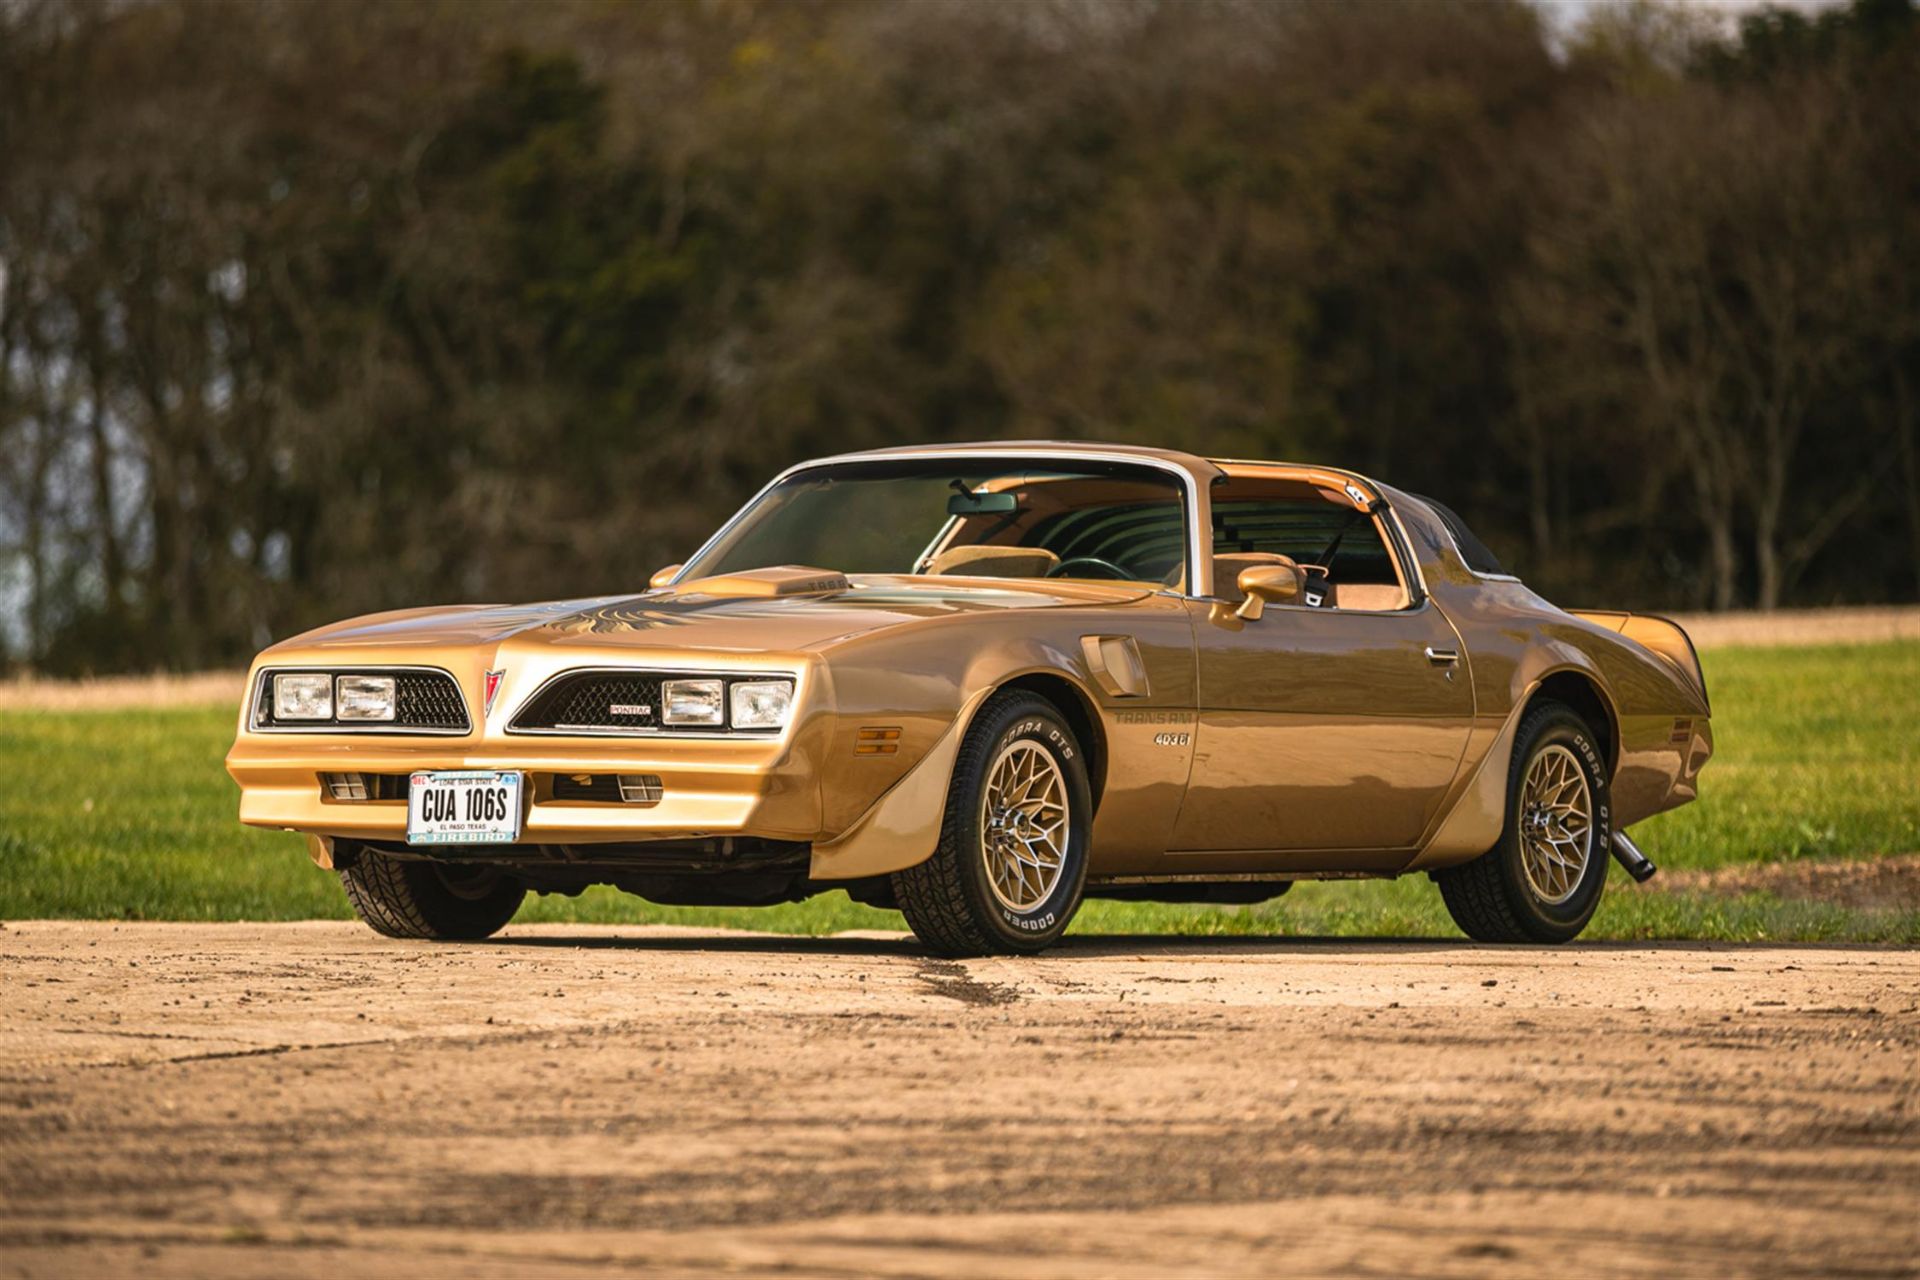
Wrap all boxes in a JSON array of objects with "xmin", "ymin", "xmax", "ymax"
[{"xmin": 609, "ymin": 703, "xmax": 652, "ymax": 717}]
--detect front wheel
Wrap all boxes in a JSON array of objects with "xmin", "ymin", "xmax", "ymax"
[
  {"xmin": 339, "ymin": 848, "xmax": 526, "ymax": 940},
  {"xmin": 1435, "ymin": 700, "xmax": 1612, "ymax": 944},
  {"xmin": 891, "ymin": 690, "xmax": 1092, "ymax": 956}
]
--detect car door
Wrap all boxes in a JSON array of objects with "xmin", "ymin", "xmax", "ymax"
[{"xmin": 1167, "ymin": 598, "xmax": 1475, "ymax": 869}]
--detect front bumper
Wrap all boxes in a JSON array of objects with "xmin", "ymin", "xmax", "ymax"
[{"xmin": 225, "ymin": 732, "xmax": 825, "ymax": 845}]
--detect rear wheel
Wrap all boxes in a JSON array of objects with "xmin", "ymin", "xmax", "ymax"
[
  {"xmin": 339, "ymin": 848, "xmax": 525, "ymax": 940},
  {"xmin": 892, "ymin": 690, "xmax": 1092, "ymax": 956},
  {"xmin": 1436, "ymin": 701, "xmax": 1611, "ymax": 943}
]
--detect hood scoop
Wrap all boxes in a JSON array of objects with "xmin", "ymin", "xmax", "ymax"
[{"xmin": 666, "ymin": 565, "xmax": 851, "ymax": 600}]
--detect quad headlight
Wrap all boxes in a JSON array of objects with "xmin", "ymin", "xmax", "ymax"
[
  {"xmin": 269, "ymin": 672, "xmax": 397, "ymax": 722},
  {"xmin": 659, "ymin": 676, "xmax": 795, "ymax": 729},
  {"xmin": 272, "ymin": 673, "xmax": 333, "ymax": 720},
  {"xmin": 729, "ymin": 679, "xmax": 794, "ymax": 730},
  {"xmin": 335, "ymin": 674, "xmax": 397, "ymax": 721},
  {"xmin": 662, "ymin": 678, "xmax": 725, "ymax": 726}
]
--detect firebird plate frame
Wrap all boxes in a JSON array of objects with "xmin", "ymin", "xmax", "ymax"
[{"xmin": 406, "ymin": 770, "xmax": 524, "ymax": 846}]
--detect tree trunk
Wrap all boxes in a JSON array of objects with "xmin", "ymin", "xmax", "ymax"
[
  {"xmin": 1754, "ymin": 528, "xmax": 1780, "ymax": 611},
  {"xmin": 1898, "ymin": 366, "xmax": 1920, "ymax": 601},
  {"xmin": 1707, "ymin": 515, "xmax": 1738, "ymax": 612},
  {"xmin": 22, "ymin": 415, "xmax": 55, "ymax": 661},
  {"xmin": 83, "ymin": 323, "xmax": 126, "ymax": 621}
]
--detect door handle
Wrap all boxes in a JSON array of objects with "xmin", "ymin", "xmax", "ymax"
[{"xmin": 1424, "ymin": 646, "xmax": 1460, "ymax": 665}]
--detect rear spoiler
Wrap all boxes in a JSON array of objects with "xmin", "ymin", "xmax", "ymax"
[{"xmin": 1569, "ymin": 610, "xmax": 1710, "ymax": 714}]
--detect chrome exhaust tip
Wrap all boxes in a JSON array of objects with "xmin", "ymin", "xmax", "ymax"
[{"xmin": 1610, "ymin": 829, "xmax": 1658, "ymax": 883}]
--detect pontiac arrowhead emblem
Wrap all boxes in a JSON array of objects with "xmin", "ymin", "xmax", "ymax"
[{"xmin": 483, "ymin": 669, "xmax": 505, "ymax": 717}]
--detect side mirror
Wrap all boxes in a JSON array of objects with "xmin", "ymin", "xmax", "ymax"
[
  {"xmin": 1235, "ymin": 563, "xmax": 1301, "ymax": 621},
  {"xmin": 649, "ymin": 564, "xmax": 683, "ymax": 590}
]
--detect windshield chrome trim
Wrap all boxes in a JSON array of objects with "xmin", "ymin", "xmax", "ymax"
[{"xmin": 673, "ymin": 446, "xmax": 1217, "ymax": 597}]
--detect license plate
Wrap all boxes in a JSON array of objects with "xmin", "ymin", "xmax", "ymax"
[{"xmin": 406, "ymin": 770, "xmax": 523, "ymax": 845}]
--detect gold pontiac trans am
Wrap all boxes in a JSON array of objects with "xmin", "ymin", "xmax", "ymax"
[{"xmin": 226, "ymin": 443, "xmax": 1712, "ymax": 953}]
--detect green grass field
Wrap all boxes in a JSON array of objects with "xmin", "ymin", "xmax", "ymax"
[{"xmin": 3, "ymin": 642, "xmax": 1916, "ymax": 941}]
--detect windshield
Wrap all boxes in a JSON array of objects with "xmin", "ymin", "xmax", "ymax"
[{"xmin": 682, "ymin": 458, "xmax": 1191, "ymax": 586}]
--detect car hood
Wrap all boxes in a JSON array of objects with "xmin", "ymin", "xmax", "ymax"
[{"xmin": 267, "ymin": 573, "xmax": 1153, "ymax": 660}]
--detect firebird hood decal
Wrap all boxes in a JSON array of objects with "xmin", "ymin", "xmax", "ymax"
[{"xmin": 279, "ymin": 575, "xmax": 1150, "ymax": 656}]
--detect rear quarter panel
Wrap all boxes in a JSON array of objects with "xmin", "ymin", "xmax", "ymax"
[{"xmin": 1390, "ymin": 492, "xmax": 1713, "ymax": 868}]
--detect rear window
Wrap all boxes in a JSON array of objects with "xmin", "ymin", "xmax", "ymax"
[{"xmin": 1415, "ymin": 496, "xmax": 1510, "ymax": 578}]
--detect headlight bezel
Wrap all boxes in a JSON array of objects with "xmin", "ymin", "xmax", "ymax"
[
  {"xmin": 503, "ymin": 668, "xmax": 802, "ymax": 736},
  {"xmin": 249, "ymin": 666, "xmax": 471, "ymax": 735}
]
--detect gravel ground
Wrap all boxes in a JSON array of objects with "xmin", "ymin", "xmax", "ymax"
[{"xmin": 2, "ymin": 922, "xmax": 1916, "ymax": 1278}]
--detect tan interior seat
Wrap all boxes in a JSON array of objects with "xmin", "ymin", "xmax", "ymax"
[
  {"xmin": 926, "ymin": 545, "xmax": 1060, "ymax": 578},
  {"xmin": 1334, "ymin": 583, "xmax": 1412, "ymax": 612}
]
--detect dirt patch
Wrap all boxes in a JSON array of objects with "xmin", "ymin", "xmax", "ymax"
[
  {"xmin": 2, "ymin": 922, "xmax": 1915, "ymax": 1278},
  {"xmin": 1651, "ymin": 853, "xmax": 1920, "ymax": 912},
  {"xmin": 1669, "ymin": 604, "xmax": 1920, "ymax": 650}
]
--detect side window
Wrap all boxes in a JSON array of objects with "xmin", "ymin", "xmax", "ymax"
[{"xmin": 1211, "ymin": 499, "xmax": 1410, "ymax": 611}]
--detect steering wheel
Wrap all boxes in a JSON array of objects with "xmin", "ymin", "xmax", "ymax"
[{"xmin": 1048, "ymin": 556, "xmax": 1134, "ymax": 581}]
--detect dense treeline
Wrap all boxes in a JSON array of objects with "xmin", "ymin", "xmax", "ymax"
[{"xmin": 1, "ymin": 0, "xmax": 1915, "ymax": 674}]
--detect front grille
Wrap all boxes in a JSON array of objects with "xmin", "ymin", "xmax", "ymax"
[
  {"xmin": 514, "ymin": 673, "xmax": 665, "ymax": 732},
  {"xmin": 392, "ymin": 673, "xmax": 468, "ymax": 729},
  {"xmin": 252, "ymin": 668, "xmax": 470, "ymax": 732}
]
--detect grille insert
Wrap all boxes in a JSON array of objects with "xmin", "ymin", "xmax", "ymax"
[
  {"xmin": 391, "ymin": 673, "xmax": 468, "ymax": 729},
  {"xmin": 515, "ymin": 673, "xmax": 664, "ymax": 732}
]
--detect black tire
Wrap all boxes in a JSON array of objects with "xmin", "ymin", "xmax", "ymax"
[
  {"xmin": 1435, "ymin": 700, "xmax": 1612, "ymax": 944},
  {"xmin": 338, "ymin": 847, "xmax": 525, "ymax": 940},
  {"xmin": 891, "ymin": 690, "xmax": 1093, "ymax": 956}
]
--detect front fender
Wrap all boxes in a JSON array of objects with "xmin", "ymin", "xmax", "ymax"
[
  {"xmin": 804, "ymin": 602, "xmax": 1193, "ymax": 879},
  {"xmin": 805, "ymin": 627, "xmax": 1105, "ymax": 880},
  {"xmin": 808, "ymin": 684, "xmax": 997, "ymax": 880}
]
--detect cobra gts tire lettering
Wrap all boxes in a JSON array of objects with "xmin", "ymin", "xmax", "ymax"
[
  {"xmin": 1570, "ymin": 732, "xmax": 1611, "ymax": 834},
  {"xmin": 1001, "ymin": 719, "xmax": 1074, "ymax": 761}
]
